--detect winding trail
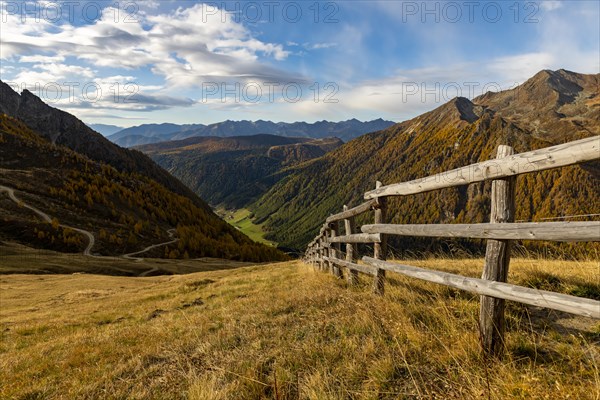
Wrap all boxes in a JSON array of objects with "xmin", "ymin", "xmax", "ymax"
[
  {"xmin": 1, "ymin": 184, "xmax": 179, "ymax": 268},
  {"xmin": 123, "ymin": 229, "xmax": 179, "ymax": 264},
  {"xmin": 0, "ymin": 185, "xmax": 95, "ymax": 256}
]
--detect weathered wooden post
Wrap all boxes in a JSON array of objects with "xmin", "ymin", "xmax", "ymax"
[
  {"xmin": 321, "ymin": 233, "xmax": 327, "ymax": 272},
  {"xmin": 330, "ymin": 221, "xmax": 343, "ymax": 278},
  {"xmin": 343, "ymin": 205, "xmax": 359, "ymax": 285},
  {"xmin": 323, "ymin": 227, "xmax": 332, "ymax": 274},
  {"xmin": 372, "ymin": 181, "xmax": 388, "ymax": 295},
  {"xmin": 480, "ymin": 145, "xmax": 516, "ymax": 357},
  {"xmin": 318, "ymin": 236, "xmax": 324, "ymax": 271}
]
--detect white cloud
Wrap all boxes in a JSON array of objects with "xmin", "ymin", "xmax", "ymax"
[
  {"xmin": 1, "ymin": 1, "xmax": 307, "ymax": 119},
  {"xmin": 307, "ymin": 42, "xmax": 338, "ymax": 50},
  {"xmin": 286, "ymin": 50, "xmax": 596, "ymax": 123},
  {"xmin": 540, "ymin": 1, "xmax": 563, "ymax": 11},
  {"xmin": 2, "ymin": 3, "xmax": 297, "ymax": 89},
  {"xmin": 536, "ymin": 3, "xmax": 600, "ymax": 74},
  {"xmin": 19, "ymin": 55, "xmax": 65, "ymax": 63},
  {"xmin": 139, "ymin": 0, "xmax": 160, "ymax": 10},
  {"xmin": 2, "ymin": 0, "xmax": 597, "ymax": 126},
  {"xmin": 9, "ymin": 63, "xmax": 96, "ymax": 91}
]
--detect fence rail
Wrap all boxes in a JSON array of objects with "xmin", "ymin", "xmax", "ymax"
[
  {"xmin": 361, "ymin": 221, "xmax": 600, "ymax": 242},
  {"xmin": 362, "ymin": 256, "xmax": 599, "ymax": 318},
  {"xmin": 326, "ymin": 199, "xmax": 377, "ymax": 223},
  {"xmin": 329, "ymin": 233, "xmax": 381, "ymax": 243},
  {"xmin": 364, "ymin": 136, "xmax": 600, "ymax": 199},
  {"xmin": 304, "ymin": 135, "xmax": 600, "ymax": 357}
]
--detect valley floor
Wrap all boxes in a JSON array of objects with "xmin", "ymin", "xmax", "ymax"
[
  {"xmin": 0, "ymin": 257, "xmax": 598, "ymax": 399},
  {"xmin": 217, "ymin": 208, "xmax": 276, "ymax": 247}
]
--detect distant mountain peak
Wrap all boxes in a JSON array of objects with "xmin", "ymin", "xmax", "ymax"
[
  {"xmin": 420, "ymin": 96, "xmax": 482, "ymax": 124},
  {"xmin": 524, "ymin": 69, "xmax": 584, "ymax": 94},
  {"xmin": 451, "ymin": 97, "xmax": 482, "ymax": 123},
  {"xmin": 245, "ymin": 69, "xmax": 599, "ymax": 250},
  {"xmin": 0, "ymin": 79, "xmax": 209, "ymax": 208},
  {"xmin": 473, "ymin": 69, "xmax": 599, "ymax": 140}
]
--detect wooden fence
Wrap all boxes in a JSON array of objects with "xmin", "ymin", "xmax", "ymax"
[{"xmin": 304, "ymin": 136, "xmax": 600, "ymax": 356}]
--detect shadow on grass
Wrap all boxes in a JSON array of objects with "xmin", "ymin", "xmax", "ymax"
[{"xmin": 0, "ymin": 245, "xmax": 258, "ymax": 277}]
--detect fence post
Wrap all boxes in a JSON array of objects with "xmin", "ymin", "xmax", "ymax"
[
  {"xmin": 480, "ymin": 145, "xmax": 516, "ymax": 357},
  {"xmin": 318, "ymin": 236, "xmax": 324, "ymax": 271},
  {"xmin": 344, "ymin": 205, "xmax": 359, "ymax": 285},
  {"xmin": 372, "ymin": 181, "xmax": 388, "ymax": 295},
  {"xmin": 324, "ymin": 227, "xmax": 332, "ymax": 274},
  {"xmin": 330, "ymin": 221, "xmax": 344, "ymax": 278}
]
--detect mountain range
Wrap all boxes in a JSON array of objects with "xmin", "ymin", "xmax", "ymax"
[
  {"xmin": 2, "ymin": 69, "xmax": 597, "ymax": 259},
  {"xmin": 127, "ymin": 69, "xmax": 599, "ymax": 254},
  {"xmin": 243, "ymin": 69, "xmax": 599, "ymax": 252},
  {"xmin": 108, "ymin": 118, "xmax": 395, "ymax": 147},
  {"xmin": 0, "ymin": 81, "xmax": 288, "ymax": 263}
]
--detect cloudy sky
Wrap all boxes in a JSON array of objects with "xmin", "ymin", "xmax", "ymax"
[{"xmin": 1, "ymin": 0, "xmax": 598, "ymax": 128}]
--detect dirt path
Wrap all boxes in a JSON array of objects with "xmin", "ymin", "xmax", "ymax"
[
  {"xmin": 1, "ymin": 185, "xmax": 52, "ymax": 223},
  {"xmin": 1, "ymin": 184, "xmax": 179, "ymax": 266},
  {"xmin": 123, "ymin": 229, "xmax": 179, "ymax": 265},
  {"xmin": 0, "ymin": 185, "xmax": 95, "ymax": 256}
]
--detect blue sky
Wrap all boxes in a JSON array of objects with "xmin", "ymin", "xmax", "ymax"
[{"xmin": 1, "ymin": 0, "xmax": 598, "ymax": 128}]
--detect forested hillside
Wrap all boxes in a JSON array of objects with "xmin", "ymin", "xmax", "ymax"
[
  {"xmin": 0, "ymin": 115, "xmax": 288, "ymax": 262},
  {"xmin": 249, "ymin": 70, "xmax": 600, "ymax": 254},
  {"xmin": 138, "ymin": 135, "xmax": 343, "ymax": 208}
]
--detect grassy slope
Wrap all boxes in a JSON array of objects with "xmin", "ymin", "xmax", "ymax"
[
  {"xmin": 1, "ymin": 257, "xmax": 598, "ymax": 399},
  {"xmin": 219, "ymin": 208, "xmax": 276, "ymax": 246},
  {"xmin": 0, "ymin": 243, "xmax": 255, "ymax": 276}
]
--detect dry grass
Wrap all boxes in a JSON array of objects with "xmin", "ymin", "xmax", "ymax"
[
  {"xmin": 1, "ymin": 257, "xmax": 599, "ymax": 399},
  {"xmin": 0, "ymin": 242, "xmax": 255, "ymax": 276}
]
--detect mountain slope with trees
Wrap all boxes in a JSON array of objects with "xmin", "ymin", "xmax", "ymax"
[
  {"xmin": 137, "ymin": 135, "xmax": 343, "ymax": 208},
  {"xmin": 0, "ymin": 81, "xmax": 207, "ymax": 211},
  {"xmin": 248, "ymin": 70, "xmax": 600, "ymax": 254},
  {"xmin": 0, "ymin": 113, "xmax": 287, "ymax": 262}
]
